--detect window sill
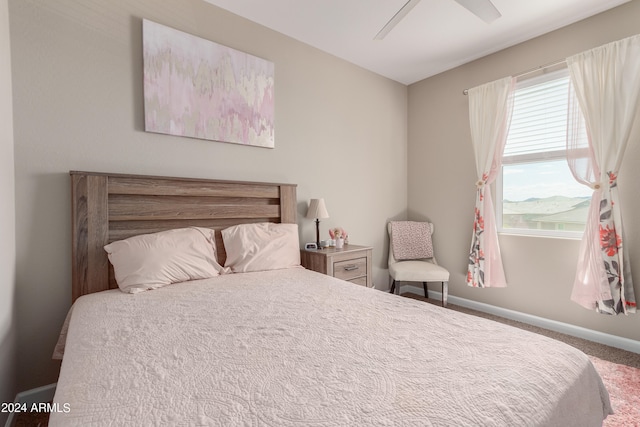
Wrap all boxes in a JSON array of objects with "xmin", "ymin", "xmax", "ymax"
[{"xmin": 498, "ymin": 229, "xmax": 583, "ymax": 240}]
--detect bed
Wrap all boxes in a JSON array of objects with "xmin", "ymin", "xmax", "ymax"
[{"xmin": 51, "ymin": 171, "xmax": 612, "ymax": 426}]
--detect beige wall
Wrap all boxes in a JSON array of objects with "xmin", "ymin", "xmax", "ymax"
[
  {"xmin": 408, "ymin": 1, "xmax": 640, "ymax": 341},
  {"xmin": 9, "ymin": 0, "xmax": 407, "ymax": 390},
  {"xmin": 0, "ymin": 0, "xmax": 17, "ymax": 420}
]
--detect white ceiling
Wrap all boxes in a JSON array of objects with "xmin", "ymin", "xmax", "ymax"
[{"xmin": 203, "ymin": 0, "xmax": 630, "ymax": 85}]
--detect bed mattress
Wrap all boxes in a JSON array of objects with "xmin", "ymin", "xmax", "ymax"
[{"xmin": 51, "ymin": 268, "xmax": 611, "ymax": 426}]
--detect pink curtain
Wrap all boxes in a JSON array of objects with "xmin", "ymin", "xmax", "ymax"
[
  {"xmin": 566, "ymin": 34, "xmax": 640, "ymax": 314},
  {"xmin": 466, "ymin": 77, "xmax": 515, "ymax": 288}
]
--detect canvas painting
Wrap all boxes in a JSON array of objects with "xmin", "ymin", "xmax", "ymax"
[{"xmin": 143, "ymin": 19, "xmax": 275, "ymax": 148}]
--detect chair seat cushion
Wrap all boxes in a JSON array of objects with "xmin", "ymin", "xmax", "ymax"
[{"xmin": 389, "ymin": 260, "xmax": 450, "ymax": 282}]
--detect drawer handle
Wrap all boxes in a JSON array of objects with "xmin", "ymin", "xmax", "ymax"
[{"xmin": 343, "ymin": 264, "xmax": 359, "ymax": 271}]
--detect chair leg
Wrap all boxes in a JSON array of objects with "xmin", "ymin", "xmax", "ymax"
[
  {"xmin": 389, "ymin": 280, "xmax": 396, "ymax": 294},
  {"xmin": 442, "ymin": 281, "xmax": 448, "ymax": 307},
  {"xmin": 422, "ymin": 282, "xmax": 428, "ymax": 299}
]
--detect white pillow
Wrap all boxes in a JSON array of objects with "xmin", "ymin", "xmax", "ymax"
[
  {"xmin": 104, "ymin": 227, "xmax": 223, "ymax": 294},
  {"xmin": 222, "ymin": 223, "xmax": 300, "ymax": 273}
]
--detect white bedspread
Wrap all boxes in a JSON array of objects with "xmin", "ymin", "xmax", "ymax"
[{"xmin": 51, "ymin": 268, "xmax": 611, "ymax": 426}]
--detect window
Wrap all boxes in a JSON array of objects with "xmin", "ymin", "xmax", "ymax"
[{"xmin": 496, "ymin": 69, "xmax": 591, "ymax": 238}]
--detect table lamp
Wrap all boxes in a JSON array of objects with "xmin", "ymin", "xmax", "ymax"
[{"xmin": 305, "ymin": 198, "xmax": 329, "ymax": 248}]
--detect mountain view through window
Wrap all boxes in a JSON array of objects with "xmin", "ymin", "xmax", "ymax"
[{"xmin": 498, "ymin": 69, "xmax": 590, "ymax": 237}]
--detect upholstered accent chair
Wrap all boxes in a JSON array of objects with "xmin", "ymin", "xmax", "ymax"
[{"xmin": 388, "ymin": 221, "xmax": 450, "ymax": 307}]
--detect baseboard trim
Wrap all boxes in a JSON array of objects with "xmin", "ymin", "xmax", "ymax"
[
  {"xmin": 405, "ymin": 284, "xmax": 640, "ymax": 354},
  {"xmin": 4, "ymin": 383, "xmax": 57, "ymax": 427}
]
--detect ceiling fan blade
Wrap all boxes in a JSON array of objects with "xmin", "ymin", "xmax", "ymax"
[
  {"xmin": 374, "ymin": 0, "xmax": 421, "ymax": 40},
  {"xmin": 453, "ymin": 0, "xmax": 501, "ymax": 23}
]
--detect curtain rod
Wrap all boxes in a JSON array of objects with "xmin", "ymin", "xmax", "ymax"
[{"xmin": 462, "ymin": 58, "xmax": 567, "ymax": 95}]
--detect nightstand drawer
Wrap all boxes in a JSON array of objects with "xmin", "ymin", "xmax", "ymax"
[
  {"xmin": 333, "ymin": 257, "xmax": 367, "ymax": 281},
  {"xmin": 300, "ymin": 244, "xmax": 373, "ymax": 287}
]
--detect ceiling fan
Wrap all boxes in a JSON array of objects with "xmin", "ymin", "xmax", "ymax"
[{"xmin": 374, "ymin": 0, "xmax": 501, "ymax": 40}]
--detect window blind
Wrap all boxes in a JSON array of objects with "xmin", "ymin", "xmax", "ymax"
[{"xmin": 504, "ymin": 70, "xmax": 570, "ymax": 158}]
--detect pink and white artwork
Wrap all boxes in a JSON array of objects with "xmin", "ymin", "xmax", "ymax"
[{"xmin": 143, "ymin": 20, "xmax": 275, "ymax": 148}]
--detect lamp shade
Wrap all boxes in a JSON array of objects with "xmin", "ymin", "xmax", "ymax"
[{"xmin": 306, "ymin": 198, "xmax": 329, "ymax": 219}]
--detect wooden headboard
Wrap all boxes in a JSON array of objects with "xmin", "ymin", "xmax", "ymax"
[{"xmin": 70, "ymin": 171, "xmax": 297, "ymax": 302}]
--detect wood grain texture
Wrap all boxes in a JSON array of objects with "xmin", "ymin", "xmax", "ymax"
[
  {"xmin": 108, "ymin": 176, "xmax": 281, "ymax": 198},
  {"xmin": 70, "ymin": 171, "xmax": 297, "ymax": 302},
  {"xmin": 279, "ymin": 185, "xmax": 297, "ymax": 223},
  {"xmin": 71, "ymin": 174, "xmax": 110, "ymax": 301},
  {"xmin": 108, "ymin": 196, "xmax": 281, "ymax": 221}
]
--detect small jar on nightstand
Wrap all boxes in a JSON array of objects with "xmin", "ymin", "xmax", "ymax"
[{"xmin": 300, "ymin": 244, "xmax": 373, "ymax": 287}]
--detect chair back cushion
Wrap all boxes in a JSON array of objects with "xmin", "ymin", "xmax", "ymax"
[{"xmin": 390, "ymin": 221, "xmax": 434, "ymax": 260}]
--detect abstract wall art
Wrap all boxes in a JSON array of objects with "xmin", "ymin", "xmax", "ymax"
[{"xmin": 143, "ymin": 19, "xmax": 275, "ymax": 148}]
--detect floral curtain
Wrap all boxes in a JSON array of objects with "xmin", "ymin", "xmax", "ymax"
[
  {"xmin": 466, "ymin": 77, "xmax": 515, "ymax": 288},
  {"xmin": 566, "ymin": 34, "xmax": 640, "ymax": 314}
]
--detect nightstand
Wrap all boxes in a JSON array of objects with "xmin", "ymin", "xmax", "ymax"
[{"xmin": 300, "ymin": 244, "xmax": 373, "ymax": 287}]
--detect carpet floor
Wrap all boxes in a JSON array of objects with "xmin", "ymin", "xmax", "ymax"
[{"xmin": 12, "ymin": 294, "xmax": 640, "ymax": 426}]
